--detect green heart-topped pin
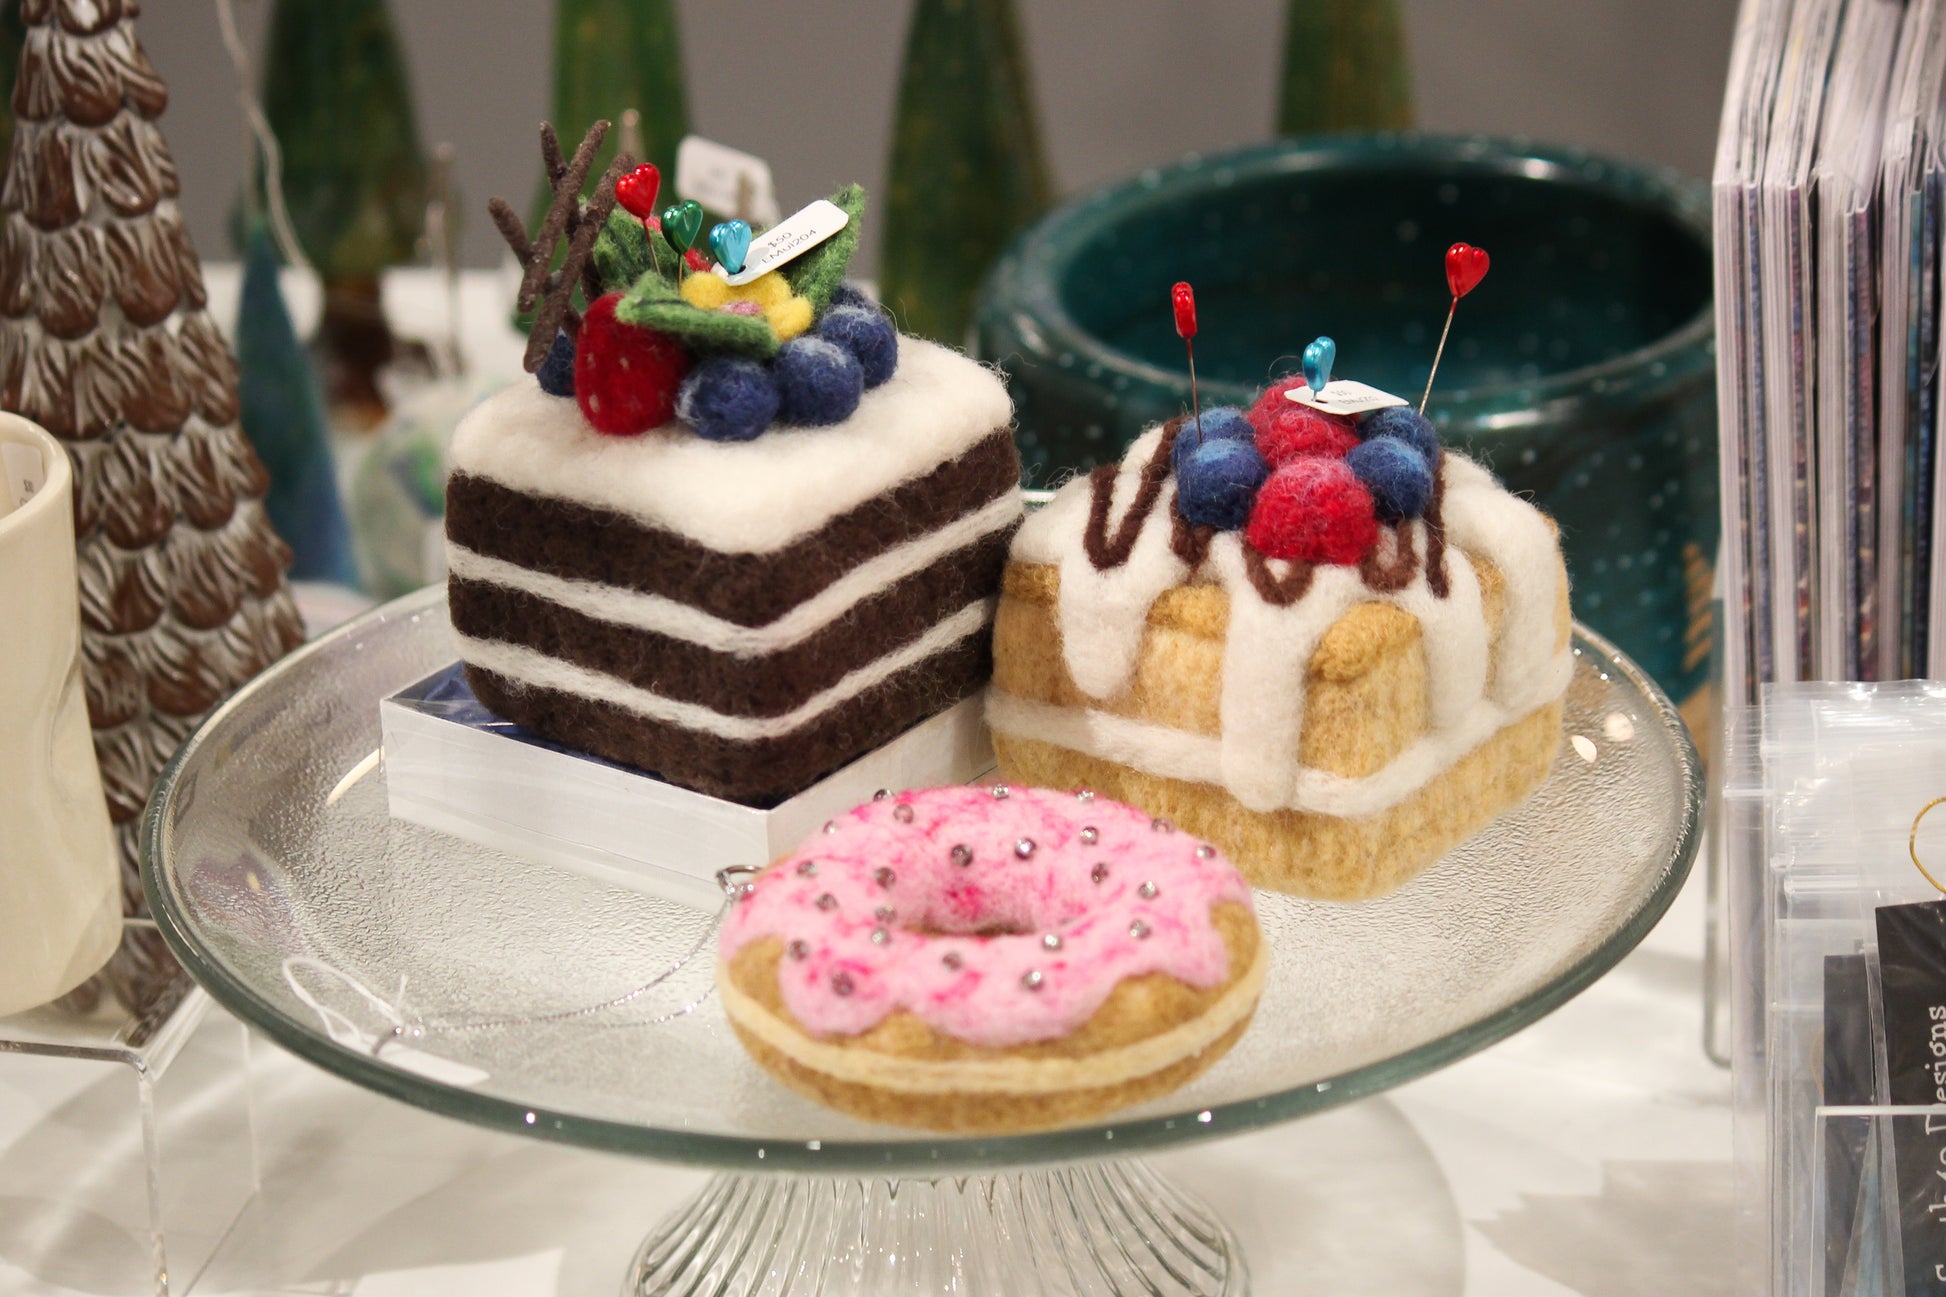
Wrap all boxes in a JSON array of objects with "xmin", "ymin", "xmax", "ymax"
[{"xmin": 661, "ymin": 200, "xmax": 704, "ymax": 255}]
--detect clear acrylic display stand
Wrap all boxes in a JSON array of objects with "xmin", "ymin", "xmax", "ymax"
[{"xmin": 0, "ymin": 919, "xmax": 258, "ymax": 1296}]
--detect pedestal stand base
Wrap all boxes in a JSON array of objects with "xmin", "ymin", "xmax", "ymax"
[{"xmin": 627, "ymin": 1159, "xmax": 1246, "ymax": 1297}]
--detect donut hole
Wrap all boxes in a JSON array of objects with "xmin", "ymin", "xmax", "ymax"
[{"xmin": 897, "ymin": 872, "xmax": 1085, "ymax": 942}]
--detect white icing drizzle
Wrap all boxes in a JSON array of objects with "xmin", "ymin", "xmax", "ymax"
[
  {"xmin": 1004, "ymin": 438, "xmax": 1567, "ymax": 814},
  {"xmin": 1051, "ymin": 426, "xmax": 1190, "ymax": 697}
]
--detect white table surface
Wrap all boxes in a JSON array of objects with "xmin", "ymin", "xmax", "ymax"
[{"xmin": 0, "ymin": 267, "xmax": 1733, "ymax": 1295}]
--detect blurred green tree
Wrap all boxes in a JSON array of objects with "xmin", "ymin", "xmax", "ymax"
[
  {"xmin": 881, "ymin": 0, "xmax": 1051, "ymax": 346},
  {"xmin": 1276, "ymin": 0, "xmax": 1415, "ymax": 134},
  {"xmin": 250, "ymin": 0, "xmax": 429, "ymax": 428}
]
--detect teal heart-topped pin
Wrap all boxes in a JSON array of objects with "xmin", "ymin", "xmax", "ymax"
[
  {"xmin": 661, "ymin": 200, "xmax": 704, "ymax": 254},
  {"xmin": 709, "ymin": 220, "xmax": 752, "ymax": 275},
  {"xmin": 1302, "ymin": 336, "xmax": 1336, "ymax": 392}
]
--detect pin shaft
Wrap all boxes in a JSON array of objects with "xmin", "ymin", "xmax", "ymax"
[{"xmin": 1420, "ymin": 298, "xmax": 1458, "ymax": 415}]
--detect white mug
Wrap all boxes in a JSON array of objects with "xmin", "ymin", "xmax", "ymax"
[{"xmin": 0, "ymin": 413, "xmax": 119, "ymax": 1017}]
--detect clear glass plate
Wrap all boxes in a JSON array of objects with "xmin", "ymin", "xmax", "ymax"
[{"xmin": 142, "ymin": 585, "xmax": 1699, "ymax": 1174}]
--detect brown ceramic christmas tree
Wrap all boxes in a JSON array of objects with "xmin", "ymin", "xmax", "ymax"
[{"xmin": 0, "ymin": 0, "xmax": 304, "ymax": 1011}]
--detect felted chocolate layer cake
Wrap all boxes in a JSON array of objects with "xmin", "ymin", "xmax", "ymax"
[{"xmin": 447, "ymin": 338, "xmax": 1021, "ymax": 802}]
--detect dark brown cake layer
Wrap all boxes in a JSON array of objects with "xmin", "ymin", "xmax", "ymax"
[
  {"xmin": 465, "ymin": 632, "xmax": 992, "ymax": 804},
  {"xmin": 448, "ymin": 527, "xmax": 1010, "ymax": 719},
  {"xmin": 445, "ymin": 428, "xmax": 1020, "ymax": 628}
]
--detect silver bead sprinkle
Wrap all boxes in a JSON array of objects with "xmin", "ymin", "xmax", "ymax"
[
  {"xmin": 1042, "ymin": 933, "xmax": 1063, "ymax": 951},
  {"xmin": 991, "ymin": 785, "xmax": 1010, "ymax": 799},
  {"xmin": 869, "ymin": 928, "xmax": 890, "ymax": 946},
  {"xmin": 1076, "ymin": 789, "xmax": 1095, "ymax": 802},
  {"xmin": 1151, "ymin": 818, "xmax": 1174, "ymax": 833},
  {"xmin": 1092, "ymin": 862, "xmax": 1110, "ymax": 884},
  {"xmin": 1022, "ymin": 969, "xmax": 1044, "ymax": 991},
  {"xmin": 942, "ymin": 952, "xmax": 964, "ymax": 971},
  {"xmin": 951, "ymin": 844, "xmax": 973, "ymax": 867},
  {"xmin": 822, "ymin": 821, "xmax": 838, "ymax": 834},
  {"xmin": 1079, "ymin": 826, "xmax": 1099, "ymax": 845},
  {"xmin": 796, "ymin": 860, "xmax": 818, "ymax": 876},
  {"xmin": 873, "ymin": 789, "xmax": 891, "ymax": 801},
  {"xmin": 1014, "ymin": 837, "xmax": 1036, "ymax": 859},
  {"xmin": 816, "ymin": 893, "xmax": 837, "ymax": 910},
  {"xmin": 1130, "ymin": 920, "xmax": 1152, "ymax": 940},
  {"xmin": 787, "ymin": 940, "xmax": 810, "ymax": 960},
  {"xmin": 1195, "ymin": 844, "xmax": 1216, "ymax": 859},
  {"xmin": 1138, "ymin": 881, "xmax": 1158, "ymax": 899},
  {"xmin": 893, "ymin": 804, "xmax": 915, "ymax": 823},
  {"xmin": 874, "ymin": 905, "xmax": 896, "ymax": 923},
  {"xmin": 874, "ymin": 866, "xmax": 896, "ymax": 889},
  {"xmin": 832, "ymin": 971, "xmax": 854, "ymax": 995}
]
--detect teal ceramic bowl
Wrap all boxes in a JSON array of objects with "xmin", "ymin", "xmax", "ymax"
[{"xmin": 973, "ymin": 133, "xmax": 1717, "ymax": 709}]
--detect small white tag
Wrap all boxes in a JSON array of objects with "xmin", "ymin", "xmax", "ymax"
[
  {"xmin": 2, "ymin": 441, "xmax": 45, "ymax": 509},
  {"xmin": 712, "ymin": 199, "xmax": 850, "ymax": 287},
  {"xmin": 676, "ymin": 135, "xmax": 782, "ymax": 228},
  {"xmin": 1285, "ymin": 380, "xmax": 1409, "ymax": 417}
]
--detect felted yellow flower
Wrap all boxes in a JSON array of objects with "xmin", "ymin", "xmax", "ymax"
[{"xmin": 680, "ymin": 270, "xmax": 814, "ymax": 341}]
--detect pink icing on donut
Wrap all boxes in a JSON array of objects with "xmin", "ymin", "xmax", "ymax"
[{"xmin": 718, "ymin": 786, "xmax": 1256, "ymax": 1049}]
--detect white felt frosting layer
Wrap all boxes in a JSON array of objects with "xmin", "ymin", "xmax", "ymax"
[
  {"xmin": 457, "ymin": 598, "xmax": 995, "ymax": 742},
  {"xmin": 446, "ymin": 491, "xmax": 1021, "ymax": 656},
  {"xmin": 1003, "ymin": 440, "xmax": 1568, "ymax": 815},
  {"xmin": 448, "ymin": 338, "xmax": 1013, "ymax": 555}
]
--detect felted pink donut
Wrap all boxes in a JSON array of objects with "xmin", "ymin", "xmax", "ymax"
[{"xmin": 717, "ymin": 784, "xmax": 1265, "ymax": 1132}]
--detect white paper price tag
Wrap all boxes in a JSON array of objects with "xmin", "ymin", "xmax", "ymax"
[
  {"xmin": 1286, "ymin": 380, "xmax": 1408, "ymax": 417},
  {"xmin": 676, "ymin": 135, "xmax": 781, "ymax": 227},
  {"xmin": 713, "ymin": 199, "xmax": 850, "ymax": 287},
  {"xmin": 2, "ymin": 441, "xmax": 46, "ymax": 509}
]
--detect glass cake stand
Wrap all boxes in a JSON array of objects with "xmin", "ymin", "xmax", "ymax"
[{"xmin": 141, "ymin": 586, "xmax": 1700, "ymax": 1297}]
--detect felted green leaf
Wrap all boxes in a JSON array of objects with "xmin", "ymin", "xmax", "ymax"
[
  {"xmin": 786, "ymin": 183, "xmax": 866, "ymax": 314},
  {"xmin": 614, "ymin": 270, "xmax": 780, "ymax": 360},
  {"xmin": 592, "ymin": 208, "xmax": 684, "ymax": 297}
]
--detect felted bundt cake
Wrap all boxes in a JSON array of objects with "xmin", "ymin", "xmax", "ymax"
[{"xmin": 986, "ymin": 373, "xmax": 1571, "ymax": 900}]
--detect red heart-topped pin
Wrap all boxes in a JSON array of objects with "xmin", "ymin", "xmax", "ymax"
[
  {"xmin": 615, "ymin": 164, "xmax": 662, "ymax": 221},
  {"xmin": 1446, "ymin": 243, "xmax": 1489, "ymax": 299}
]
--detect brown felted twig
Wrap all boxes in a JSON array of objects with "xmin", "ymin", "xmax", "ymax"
[{"xmin": 490, "ymin": 119, "xmax": 631, "ymax": 371}]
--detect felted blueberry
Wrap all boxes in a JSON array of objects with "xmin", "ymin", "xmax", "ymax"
[
  {"xmin": 1345, "ymin": 436, "xmax": 1434, "ymax": 520},
  {"xmin": 1168, "ymin": 405, "xmax": 1252, "ymax": 475},
  {"xmin": 1245, "ymin": 457, "xmax": 1379, "ymax": 565},
  {"xmin": 774, "ymin": 335, "xmax": 864, "ymax": 426},
  {"xmin": 1175, "ymin": 437, "xmax": 1269, "ymax": 531},
  {"xmin": 829, "ymin": 284, "xmax": 882, "ymax": 314},
  {"xmin": 677, "ymin": 356, "xmax": 782, "ymax": 442},
  {"xmin": 817, "ymin": 305, "xmax": 899, "ymax": 388},
  {"xmin": 536, "ymin": 329, "xmax": 576, "ymax": 397},
  {"xmin": 1358, "ymin": 406, "xmax": 1441, "ymax": 462}
]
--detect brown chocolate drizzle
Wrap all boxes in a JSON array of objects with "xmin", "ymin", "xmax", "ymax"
[
  {"xmin": 1359, "ymin": 522, "xmax": 1419, "ymax": 593},
  {"xmin": 1423, "ymin": 454, "xmax": 1450, "ymax": 598},
  {"xmin": 1241, "ymin": 547, "xmax": 1319, "ymax": 605},
  {"xmin": 1083, "ymin": 416, "xmax": 1184, "ymax": 570},
  {"xmin": 1169, "ymin": 509, "xmax": 1214, "ymax": 568}
]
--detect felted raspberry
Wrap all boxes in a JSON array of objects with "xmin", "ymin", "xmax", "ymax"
[
  {"xmin": 1245, "ymin": 457, "xmax": 1380, "ymax": 565},
  {"xmin": 1246, "ymin": 374, "xmax": 1310, "ymax": 431},
  {"xmin": 574, "ymin": 292, "xmax": 691, "ymax": 435},
  {"xmin": 1254, "ymin": 404, "xmax": 1360, "ymax": 466}
]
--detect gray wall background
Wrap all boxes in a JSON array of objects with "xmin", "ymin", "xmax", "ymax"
[{"xmin": 142, "ymin": 0, "xmax": 1740, "ymax": 273}]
